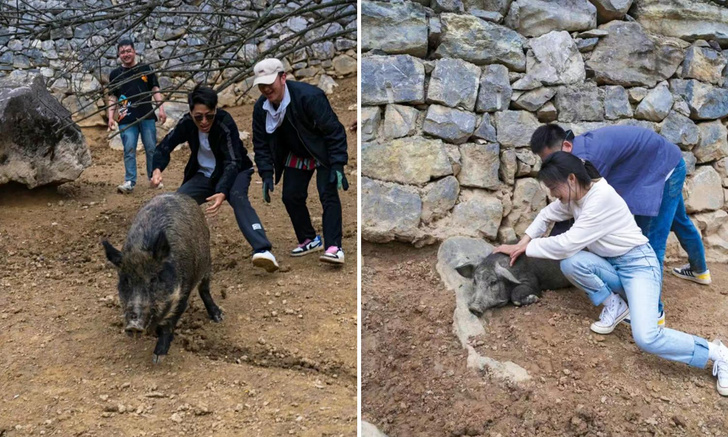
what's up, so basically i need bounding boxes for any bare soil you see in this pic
[362,242,728,437]
[0,77,357,437]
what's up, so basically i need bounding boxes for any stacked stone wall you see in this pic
[361,0,728,262]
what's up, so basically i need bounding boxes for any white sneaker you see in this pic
[590,294,630,335]
[671,263,712,285]
[252,250,279,273]
[117,181,134,194]
[712,339,728,396]
[319,246,344,265]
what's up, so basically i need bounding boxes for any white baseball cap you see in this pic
[253,58,285,86]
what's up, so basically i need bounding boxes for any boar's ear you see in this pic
[455,263,476,279]
[102,240,122,268]
[152,231,171,261]
[494,263,522,285]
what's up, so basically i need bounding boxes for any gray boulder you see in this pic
[684,166,724,213]
[361,55,426,105]
[694,121,728,164]
[554,82,604,122]
[505,0,596,37]
[0,75,91,188]
[361,1,428,57]
[512,87,556,111]
[602,85,632,120]
[362,177,423,243]
[588,0,633,23]
[632,0,728,46]
[683,151,697,175]
[659,111,699,150]
[495,110,540,148]
[537,101,558,122]
[506,178,548,237]
[463,0,512,15]
[361,107,381,143]
[361,137,453,185]
[526,31,585,85]
[472,113,497,142]
[427,58,482,111]
[586,21,685,87]
[669,79,728,121]
[634,82,673,122]
[421,176,460,223]
[436,13,526,71]
[515,149,542,177]
[458,142,500,189]
[500,149,518,184]
[476,64,512,112]
[443,189,504,240]
[383,104,419,139]
[423,105,477,144]
[682,44,727,85]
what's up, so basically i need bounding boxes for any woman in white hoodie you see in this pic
[496,151,728,396]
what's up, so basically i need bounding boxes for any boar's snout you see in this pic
[468,304,484,317]
[124,308,146,336]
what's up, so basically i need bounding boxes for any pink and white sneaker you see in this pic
[319,246,344,265]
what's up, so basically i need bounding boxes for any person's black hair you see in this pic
[188,83,218,111]
[530,124,568,155]
[117,38,134,50]
[539,151,601,191]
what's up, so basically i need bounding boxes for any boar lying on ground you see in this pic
[456,253,572,316]
[102,193,222,363]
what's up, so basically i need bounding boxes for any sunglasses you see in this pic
[193,112,216,122]
[564,129,575,142]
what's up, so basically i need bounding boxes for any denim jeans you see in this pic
[560,244,709,368]
[120,119,157,185]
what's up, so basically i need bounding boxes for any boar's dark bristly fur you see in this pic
[102,193,222,363]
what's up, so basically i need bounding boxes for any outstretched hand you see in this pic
[493,242,528,267]
[150,169,163,188]
[205,193,226,217]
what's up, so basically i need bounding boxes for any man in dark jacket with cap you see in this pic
[151,84,279,272]
[252,58,349,265]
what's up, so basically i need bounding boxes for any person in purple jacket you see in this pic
[530,124,712,326]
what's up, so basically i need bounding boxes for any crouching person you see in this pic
[151,84,279,272]
[495,152,728,397]
[252,58,349,265]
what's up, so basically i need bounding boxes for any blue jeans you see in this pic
[120,119,157,185]
[560,245,709,368]
[634,159,708,313]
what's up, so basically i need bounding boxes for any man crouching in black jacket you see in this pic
[252,58,349,265]
[150,84,280,272]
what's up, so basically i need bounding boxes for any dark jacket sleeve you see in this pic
[153,117,190,172]
[214,113,244,199]
[307,91,348,168]
[252,101,274,179]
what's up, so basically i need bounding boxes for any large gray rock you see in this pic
[62,94,106,128]
[472,113,497,142]
[602,85,632,120]
[443,190,503,240]
[476,64,512,113]
[435,13,526,71]
[427,58,482,111]
[362,177,423,243]
[682,44,727,85]
[588,0,633,23]
[505,0,596,37]
[463,0,512,15]
[537,101,558,122]
[586,21,686,87]
[383,104,419,139]
[0,75,91,188]
[694,121,728,164]
[500,149,518,184]
[361,1,428,57]
[632,0,728,46]
[515,149,541,177]
[683,151,697,175]
[526,31,585,85]
[684,165,724,213]
[361,55,426,105]
[669,79,728,121]
[421,176,460,223]
[506,178,548,237]
[659,111,699,149]
[423,105,477,144]
[361,106,381,143]
[361,421,389,437]
[458,142,500,189]
[361,137,453,185]
[433,0,465,13]
[512,87,556,111]
[495,110,540,148]
[714,157,728,179]
[634,82,673,122]
[554,82,604,122]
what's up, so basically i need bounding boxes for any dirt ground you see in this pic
[0,77,357,437]
[362,242,728,437]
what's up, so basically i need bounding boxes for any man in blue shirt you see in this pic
[531,125,712,323]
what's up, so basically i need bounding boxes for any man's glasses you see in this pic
[564,129,575,142]
[193,112,216,122]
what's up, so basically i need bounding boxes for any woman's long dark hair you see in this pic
[539,151,601,190]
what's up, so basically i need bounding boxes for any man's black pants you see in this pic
[282,166,342,249]
[178,169,272,252]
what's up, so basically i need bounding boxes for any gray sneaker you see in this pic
[117,181,134,194]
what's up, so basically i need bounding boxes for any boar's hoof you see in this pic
[152,354,166,364]
[512,301,521,306]
[522,295,540,305]
[210,308,224,323]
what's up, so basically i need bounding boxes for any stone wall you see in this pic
[0,0,357,129]
[361,0,728,263]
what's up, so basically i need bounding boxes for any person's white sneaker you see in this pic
[319,246,344,265]
[252,250,279,272]
[117,181,134,194]
[712,339,728,396]
[591,293,630,335]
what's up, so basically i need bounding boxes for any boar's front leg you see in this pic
[152,297,189,364]
[511,284,542,307]
[198,275,223,323]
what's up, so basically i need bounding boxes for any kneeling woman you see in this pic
[495,151,728,396]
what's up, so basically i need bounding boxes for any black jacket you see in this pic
[252,80,348,184]
[153,109,253,198]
